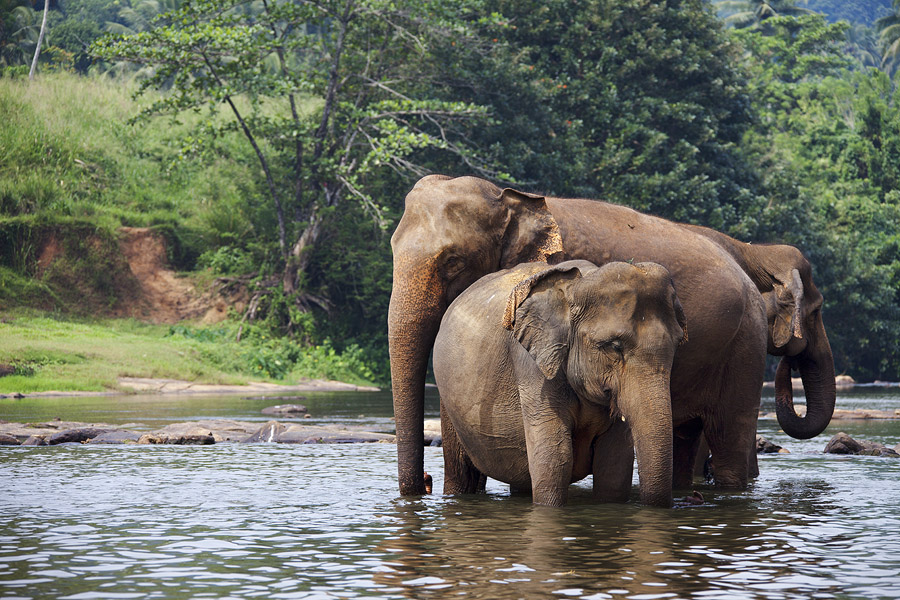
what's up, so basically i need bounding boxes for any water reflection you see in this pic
[2,389,900,599]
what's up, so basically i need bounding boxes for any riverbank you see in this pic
[2,376,378,399]
[0,312,381,396]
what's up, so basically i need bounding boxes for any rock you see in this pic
[166,434,215,445]
[244,421,287,443]
[152,420,257,443]
[87,430,143,444]
[756,435,783,454]
[859,446,900,457]
[48,427,111,445]
[824,432,864,454]
[22,435,47,446]
[0,364,15,377]
[824,432,898,456]
[275,424,395,444]
[261,404,308,417]
[424,419,442,447]
[0,433,20,445]
[835,375,856,388]
[136,433,215,445]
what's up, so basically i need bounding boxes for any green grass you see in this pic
[0,311,378,394]
[0,72,265,268]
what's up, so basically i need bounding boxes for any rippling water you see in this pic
[2,388,900,599]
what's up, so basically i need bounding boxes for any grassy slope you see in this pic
[0,74,377,392]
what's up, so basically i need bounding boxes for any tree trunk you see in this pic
[28,0,49,80]
[283,212,322,295]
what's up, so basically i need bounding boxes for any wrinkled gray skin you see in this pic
[389,175,831,497]
[433,260,687,507]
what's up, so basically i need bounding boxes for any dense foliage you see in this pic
[1,0,899,382]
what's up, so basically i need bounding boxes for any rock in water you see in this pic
[261,404,308,417]
[48,428,111,445]
[244,421,287,443]
[756,435,784,454]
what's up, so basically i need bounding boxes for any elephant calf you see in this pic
[433,260,687,507]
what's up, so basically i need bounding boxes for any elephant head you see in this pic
[504,261,687,507]
[388,175,563,495]
[756,245,835,440]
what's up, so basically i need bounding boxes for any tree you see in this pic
[93,0,505,327]
[876,0,900,77]
[478,0,759,233]
[713,0,813,29]
[0,0,37,67]
[734,14,900,379]
[27,0,48,78]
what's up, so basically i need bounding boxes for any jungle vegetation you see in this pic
[1,0,899,384]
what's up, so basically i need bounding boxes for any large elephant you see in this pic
[433,260,687,507]
[388,175,832,496]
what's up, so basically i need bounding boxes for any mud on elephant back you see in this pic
[388,175,836,497]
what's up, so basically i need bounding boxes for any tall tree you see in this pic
[27,0,47,78]
[479,0,759,233]
[876,0,900,77]
[93,0,505,321]
[713,0,813,29]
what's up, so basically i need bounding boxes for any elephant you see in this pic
[679,226,836,437]
[388,174,834,496]
[433,260,687,507]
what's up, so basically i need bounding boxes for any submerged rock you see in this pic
[261,404,309,417]
[756,435,787,454]
[824,432,899,457]
[87,430,143,444]
[137,433,215,445]
[48,428,111,445]
[276,424,394,444]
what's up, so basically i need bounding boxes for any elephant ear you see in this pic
[498,188,565,268]
[771,268,805,348]
[502,263,588,380]
[674,296,689,346]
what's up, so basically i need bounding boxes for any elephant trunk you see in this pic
[775,315,836,440]
[622,370,673,508]
[388,261,445,496]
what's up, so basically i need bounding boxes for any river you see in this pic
[1,387,899,599]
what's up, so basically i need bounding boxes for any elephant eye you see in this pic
[444,256,466,278]
[596,339,624,355]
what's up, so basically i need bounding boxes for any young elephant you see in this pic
[433,260,686,507]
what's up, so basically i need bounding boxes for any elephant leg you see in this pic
[440,402,485,494]
[693,434,710,480]
[591,419,634,503]
[748,439,759,479]
[702,402,759,489]
[673,418,703,490]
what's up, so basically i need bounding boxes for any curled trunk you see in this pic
[774,346,836,439]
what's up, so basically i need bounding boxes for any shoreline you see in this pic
[1,376,380,399]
